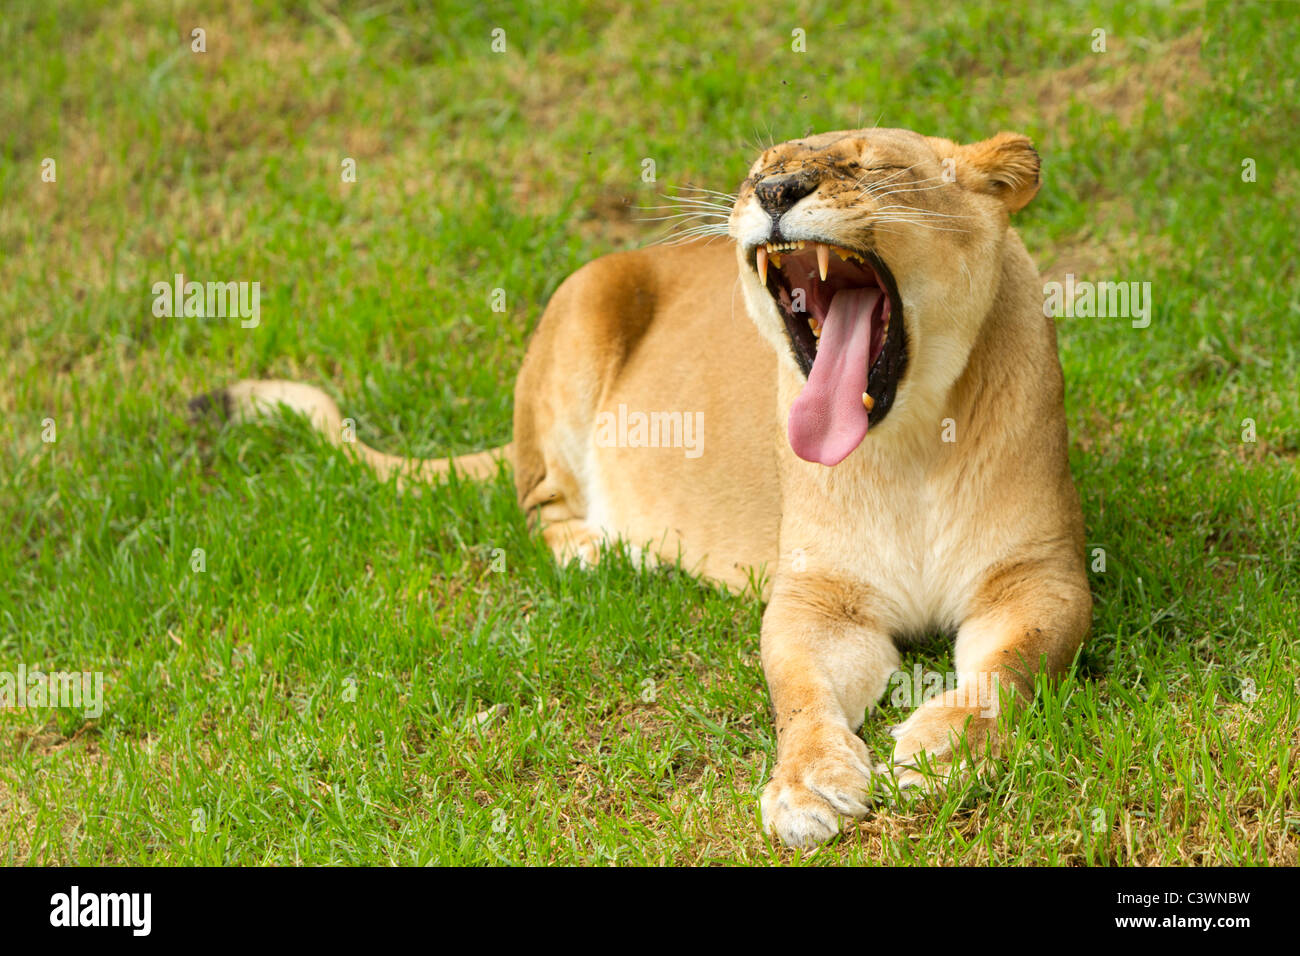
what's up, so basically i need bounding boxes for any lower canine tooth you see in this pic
[862,392,875,411]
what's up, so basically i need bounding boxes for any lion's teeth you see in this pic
[758,239,864,274]
[764,240,802,253]
[756,246,768,284]
[810,317,821,338]
[862,392,875,412]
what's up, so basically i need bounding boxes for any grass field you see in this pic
[1,0,1297,865]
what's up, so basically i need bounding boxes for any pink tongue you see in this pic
[787,287,881,466]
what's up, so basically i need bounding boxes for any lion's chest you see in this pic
[779,450,998,638]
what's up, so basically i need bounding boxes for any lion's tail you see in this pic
[190,379,511,485]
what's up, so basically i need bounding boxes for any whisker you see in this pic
[866,182,955,197]
[868,218,971,235]
[858,161,931,189]
[859,177,952,196]
[677,194,738,205]
[634,181,742,246]
[634,204,730,215]
[666,184,739,202]
[665,191,738,200]
[649,227,732,248]
[656,230,732,243]
[667,188,736,198]
[644,202,734,214]
[870,213,967,226]
[634,213,731,224]
[635,207,732,220]
[639,224,731,236]
[870,204,971,220]
[649,195,735,206]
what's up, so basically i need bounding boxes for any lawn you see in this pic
[1,0,1296,865]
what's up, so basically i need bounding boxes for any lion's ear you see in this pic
[954,132,1041,213]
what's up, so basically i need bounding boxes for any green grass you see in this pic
[1,0,1297,864]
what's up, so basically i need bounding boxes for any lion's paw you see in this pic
[760,725,876,848]
[883,693,999,790]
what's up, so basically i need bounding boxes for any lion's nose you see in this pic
[754,171,820,217]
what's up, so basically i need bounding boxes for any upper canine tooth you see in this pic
[816,243,830,281]
[756,246,768,284]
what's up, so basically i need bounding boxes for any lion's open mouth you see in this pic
[751,240,908,466]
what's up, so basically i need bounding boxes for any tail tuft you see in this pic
[187,389,232,423]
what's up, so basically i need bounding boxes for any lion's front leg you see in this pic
[888,566,1091,788]
[886,683,1002,790]
[758,577,899,848]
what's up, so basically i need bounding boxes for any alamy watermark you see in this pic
[1043,274,1151,328]
[49,886,150,936]
[1,663,103,718]
[888,665,1001,717]
[151,274,260,328]
[594,403,704,459]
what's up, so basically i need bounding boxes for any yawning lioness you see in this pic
[204,127,1092,848]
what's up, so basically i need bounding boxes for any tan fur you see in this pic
[214,127,1090,848]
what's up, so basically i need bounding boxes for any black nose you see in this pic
[754,171,819,217]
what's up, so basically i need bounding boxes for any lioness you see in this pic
[201,127,1091,848]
